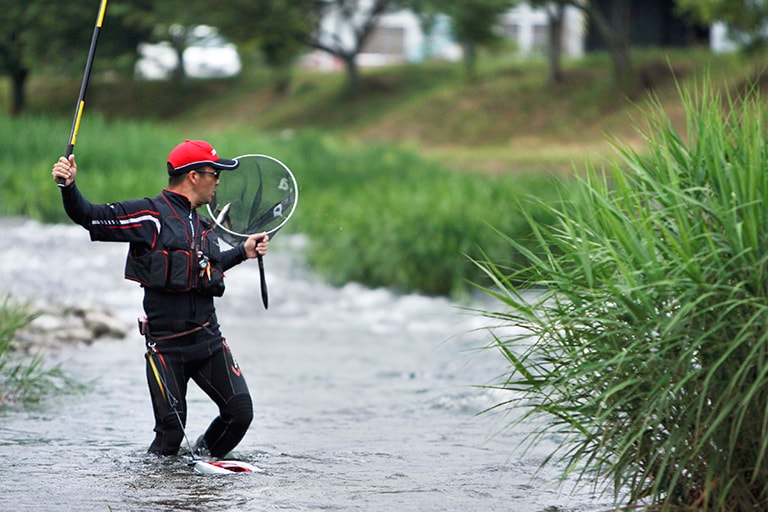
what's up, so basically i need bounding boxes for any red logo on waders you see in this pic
[222,339,242,377]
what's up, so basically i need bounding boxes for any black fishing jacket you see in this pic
[61,184,247,328]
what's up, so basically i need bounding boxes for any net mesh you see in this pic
[207,154,297,244]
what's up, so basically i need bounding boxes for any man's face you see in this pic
[193,165,221,206]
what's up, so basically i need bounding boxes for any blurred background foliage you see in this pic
[1,0,766,299]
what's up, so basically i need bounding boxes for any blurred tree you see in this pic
[530,1,631,90]
[677,0,768,53]
[408,0,518,79]
[304,0,400,97]
[446,0,519,79]
[529,0,569,85]
[130,0,208,82]
[1,3,37,116]
[411,0,635,91]
[0,0,155,116]
[206,0,317,93]
[570,0,635,93]
[201,0,515,93]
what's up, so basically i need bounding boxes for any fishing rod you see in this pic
[58,0,108,187]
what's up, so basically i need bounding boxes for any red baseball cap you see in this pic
[166,139,239,175]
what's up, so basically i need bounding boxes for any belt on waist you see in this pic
[152,321,211,341]
[139,316,214,341]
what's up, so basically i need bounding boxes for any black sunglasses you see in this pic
[195,169,221,179]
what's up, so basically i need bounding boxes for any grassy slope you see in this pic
[132,50,757,170]
[18,48,758,175]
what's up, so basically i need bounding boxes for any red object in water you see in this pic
[194,460,264,475]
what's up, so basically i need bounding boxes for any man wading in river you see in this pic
[52,140,269,459]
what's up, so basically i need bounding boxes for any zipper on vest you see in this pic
[188,211,196,244]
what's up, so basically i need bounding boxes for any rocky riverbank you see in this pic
[12,303,128,354]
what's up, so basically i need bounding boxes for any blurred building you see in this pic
[135,25,241,80]
[302,3,586,71]
[584,0,709,51]
[499,4,585,58]
[305,0,712,72]
[138,1,712,79]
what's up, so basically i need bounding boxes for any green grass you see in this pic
[0,115,176,220]
[281,132,563,296]
[475,77,768,509]
[0,295,84,406]
[1,47,763,297]
[0,115,561,298]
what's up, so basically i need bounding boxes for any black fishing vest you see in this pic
[124,194,225,297]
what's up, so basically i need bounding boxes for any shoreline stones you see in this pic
[13,304,129,353]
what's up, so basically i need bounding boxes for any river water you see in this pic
[0,218,612,511]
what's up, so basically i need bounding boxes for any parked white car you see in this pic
[135,41,178,80]
[135,25,242,80]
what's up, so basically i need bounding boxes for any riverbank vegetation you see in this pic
[0,296,82,407]
[477,79,768,509]
[0,49,756,298]
[1,116,561,297]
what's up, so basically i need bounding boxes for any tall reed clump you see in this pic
[476,78,768,510]
[0,295,82,406]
